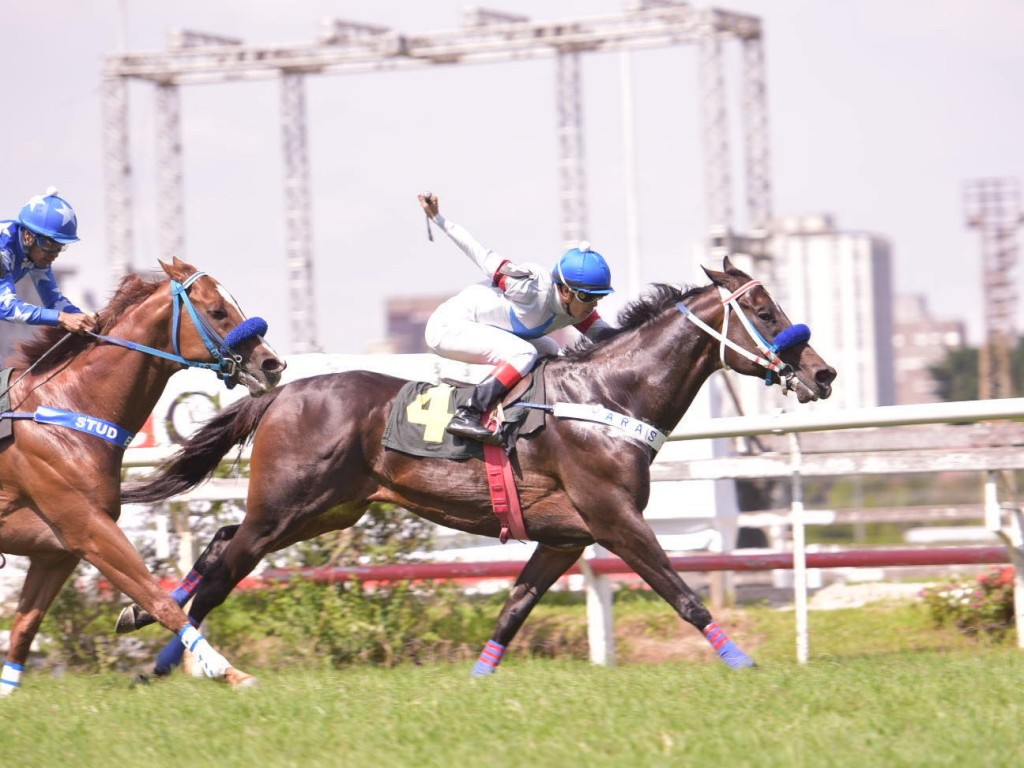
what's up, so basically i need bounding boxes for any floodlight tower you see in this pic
[964,177,1022,400]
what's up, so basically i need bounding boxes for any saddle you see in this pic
[381,361,549,461]
[381,363,552,543]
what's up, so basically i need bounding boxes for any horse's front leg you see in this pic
[473,544,585,677]
[61,506,256,688]
[1,554,78,696]
[590,507,755,669]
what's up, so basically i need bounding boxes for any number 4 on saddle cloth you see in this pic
[381,361,549,461]
[382,363,552,543]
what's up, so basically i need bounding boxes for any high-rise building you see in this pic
[892,295,966,404]
[769,214,895,410]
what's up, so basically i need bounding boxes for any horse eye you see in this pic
[757,310,773,322]
[209,308,229,321]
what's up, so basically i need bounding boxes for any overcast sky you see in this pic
[3,0,1022,354]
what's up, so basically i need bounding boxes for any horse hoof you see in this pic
[115,604,142,634]
[226,668,258,689]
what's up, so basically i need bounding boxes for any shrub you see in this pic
[210,577,498,668]
[37,565,168,672]
[919,566,1016,640]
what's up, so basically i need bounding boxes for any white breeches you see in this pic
[425,316,559,377]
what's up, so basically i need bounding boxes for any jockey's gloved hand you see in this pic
[58,311,97,335]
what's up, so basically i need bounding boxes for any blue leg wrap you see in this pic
[169,568,203,606]
[471,639,506,677]
[703,621,756,669]
[716,639,756,669]
[154,616,199,675]
[154,637,185,676]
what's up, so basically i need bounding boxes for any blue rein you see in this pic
[90,272,269,389]
[2,271,270,449]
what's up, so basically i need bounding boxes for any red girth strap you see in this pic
[482,442,528,543]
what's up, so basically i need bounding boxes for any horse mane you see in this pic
[9,274,165,373]
[561,282,707,361]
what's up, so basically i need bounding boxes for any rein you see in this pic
[0,270,270,450]
[676,280,811,395]
[88,271,268,389]
[0,333,74,403]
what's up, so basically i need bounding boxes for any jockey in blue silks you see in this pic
[0,187,96,355]
[419,191,616,445]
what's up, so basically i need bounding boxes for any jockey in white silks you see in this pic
[419,192,616,445]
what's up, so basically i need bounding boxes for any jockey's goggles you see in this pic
[569,288,603,304]
[34,234,67,255]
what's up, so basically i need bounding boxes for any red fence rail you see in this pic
[260,546,1009,584]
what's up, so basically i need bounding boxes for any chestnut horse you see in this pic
[0,258,285,695]
[120,258,836,676]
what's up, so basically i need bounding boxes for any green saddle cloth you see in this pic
[381,364,548,461]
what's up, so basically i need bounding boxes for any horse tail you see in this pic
[122,389,283,504]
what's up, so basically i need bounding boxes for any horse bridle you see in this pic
[676,280,810,395]
[90,271,269,389]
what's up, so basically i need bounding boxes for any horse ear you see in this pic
[159,257,193,283]
[702,264,727,287]
[723,255,735,272]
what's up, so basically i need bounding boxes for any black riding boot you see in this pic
[446,374,511,445]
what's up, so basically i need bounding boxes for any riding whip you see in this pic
[423,190,434,242]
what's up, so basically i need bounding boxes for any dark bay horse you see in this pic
[120,257,835,675]
[0,258,285,695]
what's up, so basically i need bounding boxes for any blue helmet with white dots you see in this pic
[18,187,80,243]
[552,241,614,294]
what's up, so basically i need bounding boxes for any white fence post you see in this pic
[581,545,615,666]
[788,433,809,664]
[983,471,1024,650]
[1010,510,1024,651]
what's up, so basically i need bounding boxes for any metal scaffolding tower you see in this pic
[964,177,1022,400]
[102,76,132,283]
[556,50,587,246]
[154,82,185,263]
[102,3,771,352]
[281,72,318,353]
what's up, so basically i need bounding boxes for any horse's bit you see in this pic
[677,280,811,395]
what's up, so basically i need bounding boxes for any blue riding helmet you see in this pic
[552,241,614,294]
[18,186,80,244]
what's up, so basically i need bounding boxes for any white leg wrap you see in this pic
[178,626,231,679]
[1,662,24,696]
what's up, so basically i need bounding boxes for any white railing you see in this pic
[649,397,1024,663]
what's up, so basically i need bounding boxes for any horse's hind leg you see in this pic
[116,524,240,635]
[148,500,371,677]
[472,544,584,677]
[68,509,255,688]
[1,555,77,696]
[147,524,268,677]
